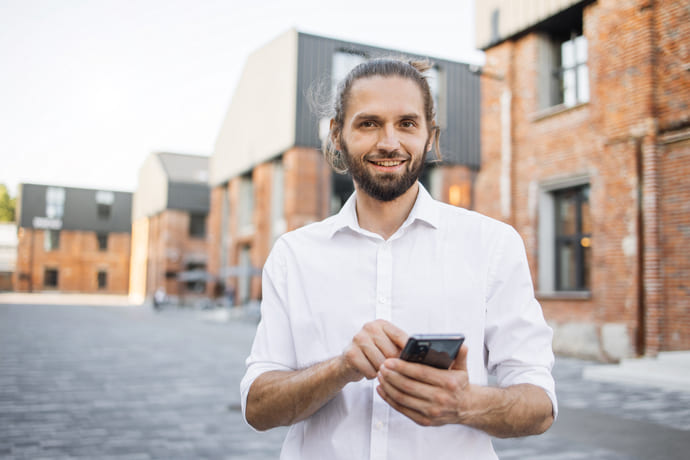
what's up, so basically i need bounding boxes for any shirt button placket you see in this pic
[370,241,393,460]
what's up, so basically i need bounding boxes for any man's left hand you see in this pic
[376,344,472,427]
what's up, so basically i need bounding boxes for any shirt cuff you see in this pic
[240,361,295,430]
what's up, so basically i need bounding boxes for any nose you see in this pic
[376,124,400,152]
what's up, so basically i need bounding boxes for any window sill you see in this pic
[531,102,589,122]
[537,290,591,300]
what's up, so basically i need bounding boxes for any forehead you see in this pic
[345,76,425,120]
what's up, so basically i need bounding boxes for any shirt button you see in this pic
[378,297,386,304]
[375,420,384,430]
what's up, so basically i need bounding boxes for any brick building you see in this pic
[474,0,689,359]
[208,30,480,305]
[0,223,18,291]
[129,152,210,305]
[14,184,132,294]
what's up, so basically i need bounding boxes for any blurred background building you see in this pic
[13,184,132,293]
[129,152,210,305]
[207,29,481,306]
[0,222,17,291]
[474,0,689,359]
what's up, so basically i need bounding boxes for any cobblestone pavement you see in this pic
[1,302,689,459]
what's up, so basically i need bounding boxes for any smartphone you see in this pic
[399,334,465,369]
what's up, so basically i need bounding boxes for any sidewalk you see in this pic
[0,292,136,307]
[583,351,690,393]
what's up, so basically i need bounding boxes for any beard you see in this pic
[341,140,428,202]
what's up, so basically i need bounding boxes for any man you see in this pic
[240,58,556,459]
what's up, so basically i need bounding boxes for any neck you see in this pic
[354,182,419,240]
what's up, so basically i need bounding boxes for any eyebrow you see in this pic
[352,113,422,122]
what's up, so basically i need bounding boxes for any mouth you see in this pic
[370,160,405,167]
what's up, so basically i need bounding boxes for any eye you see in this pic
[400,120,417,128]
[359,120,377,128]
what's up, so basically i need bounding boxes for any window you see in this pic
[332,51,366,97]
[559,34,589,107]
[96,190,114,219]
[45,187,65,219]
[426,66,446,128]
[538,178,591,294]
[321,51,367,142]
[330,173,354,215]
[270,161,286,242]
[44,268,58,288]
[554,185,591,291]
[97,270,107,289]
[238,245,252,305]
[189,213,206,239]
[97,233,108,251]
[537,6,589,110]
[185,263,206,292]
[238,175,254,234]
[44,230,60,251]
[539,32,589,109]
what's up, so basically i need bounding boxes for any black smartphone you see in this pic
[399,334,465,369]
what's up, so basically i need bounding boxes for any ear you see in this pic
[329,119,341,151]
[425,124,438,152]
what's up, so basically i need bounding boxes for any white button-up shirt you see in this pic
[241,184,557,460]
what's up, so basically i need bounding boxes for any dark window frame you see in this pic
[97,270,107,289]
[44,268,59,288]
[44,230,60,251]
[97,233,108,251]
[189,213,207,239]
[554,184,591,291]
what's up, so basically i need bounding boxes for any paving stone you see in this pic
[1,302,688,459]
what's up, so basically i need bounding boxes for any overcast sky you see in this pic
[0,0,484,196]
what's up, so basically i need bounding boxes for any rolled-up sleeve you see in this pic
[240,239,298,423]
[484,226,558,418]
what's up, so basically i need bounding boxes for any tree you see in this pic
[0,184,16,222]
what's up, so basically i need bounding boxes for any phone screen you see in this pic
[399,334,465,369]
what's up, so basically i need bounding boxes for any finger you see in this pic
[376,384,434,427]
[381,322,409,350]
[344,344,379,379]
[377,371,429,412]
[361,342,388,375]
[378,361,438,404]
[450,344,468,371]
[382,358,447,387]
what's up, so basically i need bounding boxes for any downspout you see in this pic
[640,0,662,356]
[635,139,645,355]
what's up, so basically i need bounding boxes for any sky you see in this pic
[0,0,484,197]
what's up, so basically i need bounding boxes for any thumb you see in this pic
[450,344,468,371]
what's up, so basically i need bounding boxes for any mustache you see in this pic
[364,151,410,162]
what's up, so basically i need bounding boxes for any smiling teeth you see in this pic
[374,161,402,166]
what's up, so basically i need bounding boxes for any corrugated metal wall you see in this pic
[18,184,132,233]
[295,33,481,169]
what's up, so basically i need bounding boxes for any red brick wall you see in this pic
[206,147,331,304]
[144,210,208,299]
[660,137,690,350]
[476,0,690,357]
[284,147,331,231]
[14,228,130,294]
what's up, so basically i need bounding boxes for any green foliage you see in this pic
[0,184,16,222]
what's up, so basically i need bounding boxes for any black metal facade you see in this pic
[167,182,210,214]
[294,32,481,169]
[18,184,132,233]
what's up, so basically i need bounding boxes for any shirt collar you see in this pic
[329,182,440,238]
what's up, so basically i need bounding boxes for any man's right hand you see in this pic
[341,319,409,381]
